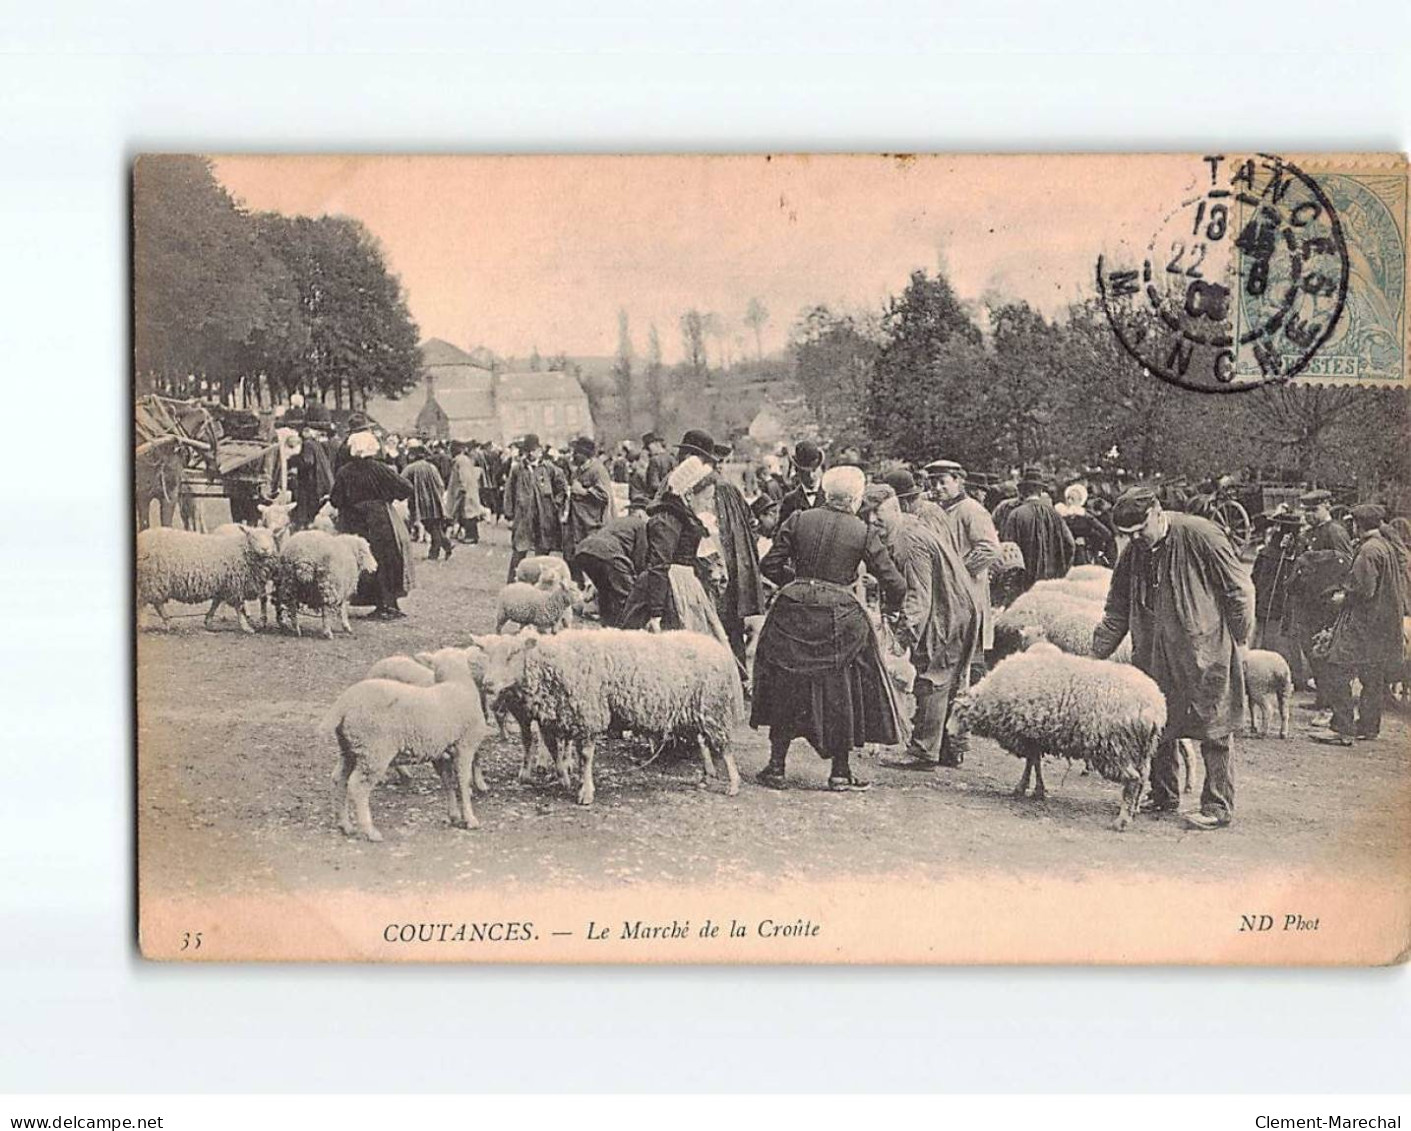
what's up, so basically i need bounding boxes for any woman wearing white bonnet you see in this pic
[328,428,416,619]
[751,463,908,791]
[619,436,731,648]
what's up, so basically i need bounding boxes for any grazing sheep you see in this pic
[950,640,1167,830]
[275,530,377,639]
[994,588,1130,663]
[1065,564,1113,584]
[255,501,296,546]
[1244,648,1293,739]
[514,555,572,589]
[320,650,489,842]
[480,627,745,806]
[495,579,579,634]
[137,525,279,633]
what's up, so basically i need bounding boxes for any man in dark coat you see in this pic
[1094,488,1255,830]
[711,440,766,674]
[563,436,614,582]
[1290,490,1354,714]
[1253,514,1305,684]
[999,468,1075,593]
[776,440,826,529]
[1316,504,1409,746]
[642,431,674,502]
[401,445,453,560]
[503,433,567,583]
[571,513,649,627]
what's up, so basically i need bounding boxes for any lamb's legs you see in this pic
[332,758,356,836]
[471,748,489,795]
[1032,758,1047,801]
[576,738,596,806]
[1113,759,1149,831]
[149,601,173,631]
[451,743,480,829]
[345,766,382,841]
[1013,757,1035,798]
[696,735,717,788]
[259,592,270,630]
[1278,687,1290,739]
[546,732,572,789]
[234,601,255,635]
[321,606,334,640]
[717,738,740,797]
[433,758,460,823]
[517,719,537,784]
[339,600,354,636]
[204,597,223,630]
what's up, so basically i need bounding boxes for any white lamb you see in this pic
[481,627,745,806]
[275,530,377,639]
[1244,648,1293,739]
[495,579,580,634]
[137,524,279,634]
[1065,564,1113,584]
[366,654,435,686]
[320,650,489,842]
[950,640,1167,830]
[514,554,573,589]
[994,587,1131,663]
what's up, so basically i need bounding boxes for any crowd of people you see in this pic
[261,401,1411,828]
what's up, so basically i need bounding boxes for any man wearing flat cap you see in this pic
[1093,488,1255,830]
[921,459,1002,662]
[777,440,826,529]
[1316,503,1408,747]
[562,436,614,581]
[998,466,1075,596]
[1288,490,1354,714]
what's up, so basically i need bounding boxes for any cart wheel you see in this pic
[1213,499,1252,551]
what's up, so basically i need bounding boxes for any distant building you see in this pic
[365,338,594,447]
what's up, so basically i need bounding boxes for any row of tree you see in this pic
[134,156,422,411]
[791,269,1408,493]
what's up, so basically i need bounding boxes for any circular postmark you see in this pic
[1097,154,1349,392]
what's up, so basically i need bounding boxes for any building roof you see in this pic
[421,337,488,370]
[497,370,588,402]
[435,387,497,421]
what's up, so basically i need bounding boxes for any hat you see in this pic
[520,433,541,452]
[712,441,735,460]
[793,440,824,470]
[925,459,966,478]
[860,483,896,516]
[1018,465,1046,488]
[1271,513,1303,530]
[967,471,995,488]
[1351,502,1386,525]
[642,431,664,447]
[882,468,921,500]
[677,429,717,461]
[1299,489,1332,506]
[570,436,597,457]
[345,411,369,432]
[1111,486,1160,532]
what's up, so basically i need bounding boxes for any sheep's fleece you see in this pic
[137,525,277,614]
[994,587,1131,663]
[953,642,1166,784]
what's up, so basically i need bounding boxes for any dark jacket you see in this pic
[574,513,650,573]
[1093,514,1255,741]
[620,493,707,625]
[777,481,825,530]
[761,505,905,598]
[564,456,614,556]
[714,479,765,620]
[1327,530,1407,667]
[504,457,567,553]
[999,496,1076,590]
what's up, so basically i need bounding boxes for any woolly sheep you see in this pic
[366,655,435,686]
[1065,564,1113,584]
[275,530,377,639]
[137,525,279,634]
[950,640,1167,830]
[480,627,745,806]
[514,555,573,589]
[255,501,295,546]
[495,579,579,634]
[994,587,1131,663]
[320,650,489,842]
[1244,648,1292,739]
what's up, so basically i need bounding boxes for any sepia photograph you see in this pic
[133,152,1411,964]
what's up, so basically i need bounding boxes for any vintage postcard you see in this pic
[134,153,1410,964]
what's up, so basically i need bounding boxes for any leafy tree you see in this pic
[680,309,708,375]
[789,305,878,444]
[986,301,1066,468]
[612,308,635,433]
[645,322,667,430]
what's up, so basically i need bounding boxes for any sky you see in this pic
[212,154,1200,365]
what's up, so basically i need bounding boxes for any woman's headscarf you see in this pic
[348,431,381,459]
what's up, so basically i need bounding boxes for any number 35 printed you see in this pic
[180,931,203,951]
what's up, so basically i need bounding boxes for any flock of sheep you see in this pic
[137,516,1294,842]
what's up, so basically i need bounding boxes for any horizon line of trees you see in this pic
[134,155,422,412]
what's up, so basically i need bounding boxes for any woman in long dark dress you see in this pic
[619,455,731,646]
[751,465,908,792]
[329,431,415,619]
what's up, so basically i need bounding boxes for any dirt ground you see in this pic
[137,520,1411,897]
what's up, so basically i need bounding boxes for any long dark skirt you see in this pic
[340,499,412,608]
[749,579,900,756]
